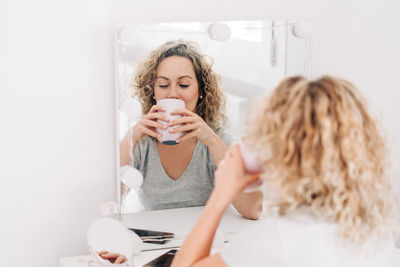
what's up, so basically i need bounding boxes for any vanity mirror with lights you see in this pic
[58,19,313,267]
[114,19,311,214]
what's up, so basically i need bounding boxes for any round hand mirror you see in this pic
[87,217,142,266]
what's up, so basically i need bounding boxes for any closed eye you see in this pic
[159,84,168,88]
[180,84,189,88]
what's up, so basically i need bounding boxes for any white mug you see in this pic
[156,99,186,145]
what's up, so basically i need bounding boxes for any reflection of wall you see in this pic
[225,92,248,138]
[286,28,308,76]
[116,21,288,109]
[209,31,286,92]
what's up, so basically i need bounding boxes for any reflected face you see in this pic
[154,56,199,112]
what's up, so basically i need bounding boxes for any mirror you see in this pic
[87,217,142,266]
[115,19,311,213]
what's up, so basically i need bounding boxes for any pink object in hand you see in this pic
[238,141,263,193]
[238,141,262,174]
[156,99,186,145]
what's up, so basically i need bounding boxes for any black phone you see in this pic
[143,249,177,267]
[128,228,174,244]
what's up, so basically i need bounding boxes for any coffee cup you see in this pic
[156,99,185,145]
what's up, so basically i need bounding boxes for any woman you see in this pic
[120,40,262,219]
[172,76,399,266]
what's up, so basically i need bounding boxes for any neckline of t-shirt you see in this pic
[154,139,201,183]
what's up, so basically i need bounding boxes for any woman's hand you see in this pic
[131,105,169,143]
[169,109,216,145]
[212,143,260,208]
[98,251,127,264]
[171,143,260,267]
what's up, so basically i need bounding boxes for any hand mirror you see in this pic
[87,217,142,266]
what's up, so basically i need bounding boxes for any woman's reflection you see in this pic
[120,40,262,219]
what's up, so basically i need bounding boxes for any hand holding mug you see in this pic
[131,105,169,143]
[214,143,260,206]
[168,108,216,145]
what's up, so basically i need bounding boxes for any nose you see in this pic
[168,84,179,99]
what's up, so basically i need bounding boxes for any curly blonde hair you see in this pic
[130,40,227,131]
[246,76,397,244]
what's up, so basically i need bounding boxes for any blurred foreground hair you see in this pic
[246,76,397,245]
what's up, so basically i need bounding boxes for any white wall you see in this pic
[0,1,115,266]
[0,0,399,267]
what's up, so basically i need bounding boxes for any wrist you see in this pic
[131,131,140,144]
[132,137,138,145]
[204,130,220,147]
[206,188,231,212]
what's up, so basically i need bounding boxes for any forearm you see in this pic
[232,191,263,220]
[119,135,138,167]
[171,190,228,267]
[206,132,228,166]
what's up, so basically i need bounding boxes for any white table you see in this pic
[59,205,256,267]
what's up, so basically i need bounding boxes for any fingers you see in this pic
[99,252,127,264]
[135,113,169,140]
[98,250,127,264]
[168,116,197,126]
[221,147,235,162]
[141,118,166,130]
[218,150,234,170]
[230,143,241,158]
[99,252,116,258]
[170,123,199,133]
[99,252,118,263]
[146,105,169,123]
[115,254,127,264]
[149,105,165,113]
[241,174,262,191]
[144,112,169,122]
[228,143,245,166]
[140,125,161,139]
[170,108,195,116]
[98,251,108,256]
[245,173,261,182]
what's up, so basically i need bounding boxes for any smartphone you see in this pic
[143,249,177,267]
[128,228,174,244]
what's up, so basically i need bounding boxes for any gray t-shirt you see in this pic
[133,131,234,210]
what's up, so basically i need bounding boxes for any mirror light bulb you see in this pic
[290,21,311,39]
[208,23,231,41]
[120,166,143,190]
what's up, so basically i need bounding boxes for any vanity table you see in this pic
[59,205,256,267]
